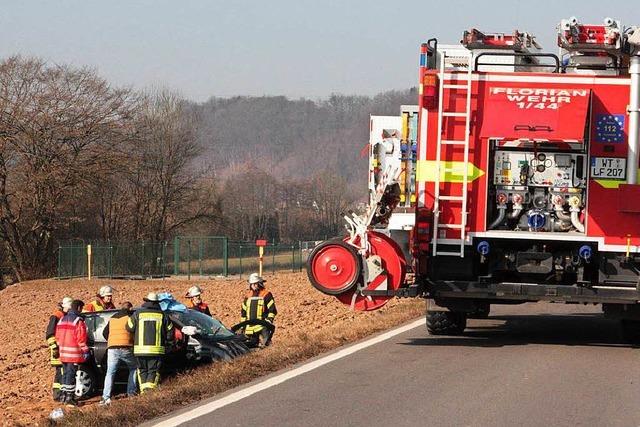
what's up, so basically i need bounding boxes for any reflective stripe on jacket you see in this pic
[241,289,277,335]
[46,309,64,366]
[126,302,174,356]
[55,311,89,363]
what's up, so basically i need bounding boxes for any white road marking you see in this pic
[150,318,424,426]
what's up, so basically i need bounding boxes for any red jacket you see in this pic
[187,300,211,316]
[55,311,89,363]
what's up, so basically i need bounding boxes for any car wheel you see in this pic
[75,365,97,399]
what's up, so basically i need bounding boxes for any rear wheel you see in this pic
[426,311,467,335]
[75,365,97,399]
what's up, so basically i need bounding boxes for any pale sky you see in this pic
[0,0,638,102]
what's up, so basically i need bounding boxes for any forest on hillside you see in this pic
[0,55,415,280]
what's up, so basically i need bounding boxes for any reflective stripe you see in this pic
[133,344,165,355]
[266,299,275,309]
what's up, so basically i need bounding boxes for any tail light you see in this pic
[412,207,433,276]
[421,73,438,109]
[413,208,433,252]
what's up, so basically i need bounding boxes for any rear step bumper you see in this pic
[427,280,640,304]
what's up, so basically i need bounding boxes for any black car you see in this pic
[76,309,250,398]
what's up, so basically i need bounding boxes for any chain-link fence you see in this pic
[57,237,320,279]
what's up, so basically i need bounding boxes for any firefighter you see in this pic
[184,285,211,316]
[55,299,89,406]
[241,273,277,348]
[126,292,174,394]
[83,285,116,312]
[45,296,73,401]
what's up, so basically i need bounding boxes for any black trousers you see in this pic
[136,356,163,393]
[52,365,64,400]
[61,363,78,395]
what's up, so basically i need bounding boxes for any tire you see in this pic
[75,365,98,400]
[426,311,467,335]
[620,319,640,344]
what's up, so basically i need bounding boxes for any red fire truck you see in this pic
[307,17,640,339]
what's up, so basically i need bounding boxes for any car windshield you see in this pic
[171,309,235,339]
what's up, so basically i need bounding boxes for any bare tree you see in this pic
[0,56,137,279]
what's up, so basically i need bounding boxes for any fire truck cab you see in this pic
[307,17,640,341]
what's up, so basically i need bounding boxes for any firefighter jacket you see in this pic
[187,300,211,316]
[83,297,115,312]
[241,288,277,335]
[55,310,89,364]
[103,310,134,348]
[45,309,64,366]
[126,301,174,356]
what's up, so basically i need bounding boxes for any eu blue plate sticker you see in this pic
[595,114,625,143]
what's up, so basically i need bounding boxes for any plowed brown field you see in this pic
[0,272,422,426]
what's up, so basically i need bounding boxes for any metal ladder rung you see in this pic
[438,195,464,201]
[438,224,463,229]
[435,251,463,257]
[441,140,467,145]
[442,112,468,117]
[442,84,469,89]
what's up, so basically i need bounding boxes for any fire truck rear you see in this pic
[307,17,640,340]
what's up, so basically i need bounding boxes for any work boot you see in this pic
[99,397,111,406]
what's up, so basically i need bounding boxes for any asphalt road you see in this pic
[155,302,640,427]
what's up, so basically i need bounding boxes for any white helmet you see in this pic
[61,297,73,311]
[185,285,202,298]
[248,273,265,286]
[98,285,114,297]
[143,292,159,302]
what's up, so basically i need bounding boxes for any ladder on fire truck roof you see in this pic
[432,51,473,257]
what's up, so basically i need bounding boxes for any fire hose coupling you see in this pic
[512,193,524,208]
[476,240,490,255]
[568,195,581,212]
[496,192,508,206]
[552,194,565,206]
[578,245,592,261]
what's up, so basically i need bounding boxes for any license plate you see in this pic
[590,157,626,179]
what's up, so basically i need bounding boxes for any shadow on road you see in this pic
[402,314,633,348]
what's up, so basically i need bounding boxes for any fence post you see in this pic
[198,238,203,277]
[109,243,113,278]
[187,239,191,280]
[291,245,295,272]
[162,242,167,279]
[87,244,92,280]
[239,244,243,277]
[57,245,62,278]
[222,237,228,277]
[173,236,179,276]
[272,245,276,274]
[141,242,145,277]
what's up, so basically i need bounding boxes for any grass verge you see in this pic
[49,300,424,427]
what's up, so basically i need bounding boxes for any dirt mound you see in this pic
[0,272,417,425]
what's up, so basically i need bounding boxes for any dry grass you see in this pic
[51,300,424,427]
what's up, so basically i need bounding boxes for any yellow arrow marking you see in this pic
[416,160,485,183]
[593,170,640,189]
